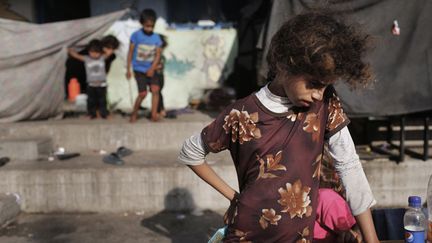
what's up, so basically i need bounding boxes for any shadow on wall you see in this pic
[141,187,224,243]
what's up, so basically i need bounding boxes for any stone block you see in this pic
[0,137,52,160]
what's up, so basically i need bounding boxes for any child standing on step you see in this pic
[101,35,120,74]
[178,12,379,242]
[155,34,167,118]
[126,8,162,122]
[65,35,119,96]
[68,39,111,119]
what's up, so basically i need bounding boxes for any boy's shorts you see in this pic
[134,71,161,93]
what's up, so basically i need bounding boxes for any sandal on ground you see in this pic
[0,157,10,167]
[56,153,80,160]
[116,147,133,158]
[103,153,124,165]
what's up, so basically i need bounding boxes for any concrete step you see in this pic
[0,150,237,213]
[0,212,224,243]
[0,137,52,160]
[0,112,213,152]
[362,158,432,208]
[0,149,430,213]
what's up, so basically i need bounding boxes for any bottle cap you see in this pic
[408,196,422,207]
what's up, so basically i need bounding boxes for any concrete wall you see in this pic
[363,159,432,208]
[0,121,208,152]
[0,155,238,213]
[1,156,431,213]
[90,0,167,19]
[5,0,167,23]
[9,0,35,22]
[1,120,431,213]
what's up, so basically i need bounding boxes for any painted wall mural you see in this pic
[104,19,238,111]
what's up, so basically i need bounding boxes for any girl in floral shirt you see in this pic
[179,12,379,243]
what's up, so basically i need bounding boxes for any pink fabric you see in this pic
[314,188,356,242]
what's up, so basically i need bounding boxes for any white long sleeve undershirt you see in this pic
[178,85,376,216]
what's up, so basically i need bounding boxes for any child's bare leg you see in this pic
[150,84,160,121]
[130,92,147,123]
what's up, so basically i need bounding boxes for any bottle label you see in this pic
[405,229,425,243]
[208,226,226,243]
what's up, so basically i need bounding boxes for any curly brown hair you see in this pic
[266,12,372,88]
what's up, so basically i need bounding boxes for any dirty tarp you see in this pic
[0,10,127,123]
[259,0,432,117]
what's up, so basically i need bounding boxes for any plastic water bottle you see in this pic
[427,175,432,243]
[404,196,426,243]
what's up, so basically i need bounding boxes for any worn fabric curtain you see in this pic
[0,10,127,122]
[259,0,432,117]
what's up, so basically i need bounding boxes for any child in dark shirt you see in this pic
[101,35,120,73]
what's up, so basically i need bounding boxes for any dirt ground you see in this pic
[0,210,224,243]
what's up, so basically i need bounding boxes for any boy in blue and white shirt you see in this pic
[126,8,162,122]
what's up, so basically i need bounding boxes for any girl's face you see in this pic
[103,47,114,57]
[275,71,331,108]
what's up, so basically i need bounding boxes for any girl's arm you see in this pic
[68,48,85,62]
[126,43,135,80]
[355,209,379,243]
[188,163,237,201]
[328,127,378,242]
[178,133,237,201]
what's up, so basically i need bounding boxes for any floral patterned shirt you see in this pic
[201,86,349,242]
